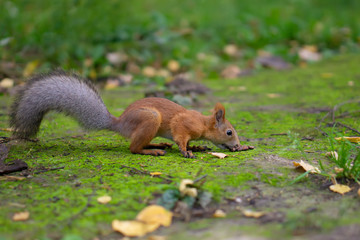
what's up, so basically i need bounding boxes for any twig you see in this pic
[0,144,28,175]
[270,133,288,136]
[120,164,173,183]
[333,122,360,135]
[34,166,65,174]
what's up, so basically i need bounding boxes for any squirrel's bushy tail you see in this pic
[10,70,113,138]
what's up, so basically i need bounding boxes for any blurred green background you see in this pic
[1,0,360,78]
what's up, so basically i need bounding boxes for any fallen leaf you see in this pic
[0,176,26,181]
[156,69,171,78]
[148,235,167,240]
[321,72,334,78]
[358,188,360,197]
[223,44,239,57]
[208,152,227,159]
[325,151,339,160]
[267,93,281,98]
[136,205,173,227]
[105,79,120,90]
[112,220,152,237]
[242,209,265,218]
[329,184,352,195]
[348,81,354,86]
[298,45,322,62]
[23,60,40,77]
[179,179,197,197]
[0,78,14,88]
[167,60,180,72]
[12,211,30,221]
[97,195,111,204]
[293,160,320,174]
[213,209,226,218]
[150,172,162,176]
[334,167,344,174]
[335,137,360,143]
[143,66,157,77]
[221,65,241,79]
[106,52,128,65]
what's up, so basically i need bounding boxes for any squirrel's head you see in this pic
[206,103,242,151]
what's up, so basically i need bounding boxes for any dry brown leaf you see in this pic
[179,179,197,197]
[298,45,322,62]
[0,78,14,89]
[242,209,265,218]
[112,220,152,237]
[208,152,227,159]
[0,176,26,181]
[223,44,239,57]
[148,235,167,240]
[104,79,120,90]
[143,66,157,77]
[97,195,112,204]
[358,188,360,197]
[12,211,30,221]
[213,209,226,218]
[267,93,281,98]
[335,137,360,143]
[334,167,344,174]
[293,160,320,174]
[136,205,172,227]
[167,60,180,72]
[329,184,352,195]
[150,172,162,176]
[221,65,241,79]
[348,81,354,87]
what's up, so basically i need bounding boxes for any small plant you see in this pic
[327,134,360,183]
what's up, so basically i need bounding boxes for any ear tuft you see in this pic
[214,103,225,125]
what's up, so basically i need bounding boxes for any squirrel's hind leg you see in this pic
[128,109,166,156]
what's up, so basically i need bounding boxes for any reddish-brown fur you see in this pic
[111,97,248,158]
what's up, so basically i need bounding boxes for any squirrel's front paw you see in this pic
[181,150,195,158]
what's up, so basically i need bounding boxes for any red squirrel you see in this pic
[10,70,253,158]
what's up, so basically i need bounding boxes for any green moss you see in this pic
[1,54,360,239]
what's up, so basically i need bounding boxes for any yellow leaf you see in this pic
[97,195,111,204]
[329,184,352,195]
[112,220,151,237]
[213,209,226,218]
[150,172,162,176]
[23,60,40,77]
[136,205,172,227]
[335,137,360,143]
[167,60,180,72]
[242,209,265,218]
[358,188,360,197]
[208,152,227,159]
[179,179,198,197]
[223,44,239,57]
[143,66,157,77]
[267,93,281,98]
[293,160,320,174]
[12,211,30,221]
[321,72,334,78]
[0,78,14,88]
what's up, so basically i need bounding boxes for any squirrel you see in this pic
[10,70,253,158]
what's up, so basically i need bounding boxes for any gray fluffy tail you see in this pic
[10,70,113,138]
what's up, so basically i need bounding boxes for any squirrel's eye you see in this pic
[226,130,233,136]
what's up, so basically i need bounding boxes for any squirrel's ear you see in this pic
[213,103,225,126]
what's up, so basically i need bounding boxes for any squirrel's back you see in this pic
[10,70,113,138]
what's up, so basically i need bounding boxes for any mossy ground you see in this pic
[1,54,360,240]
